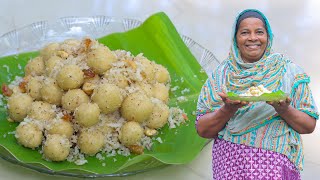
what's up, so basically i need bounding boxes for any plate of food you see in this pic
[0,12,219,177]
[227,85,288,102]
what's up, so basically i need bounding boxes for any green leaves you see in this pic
[227,90,288,102]
[0,12,208,174]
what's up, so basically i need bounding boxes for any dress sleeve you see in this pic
[196,79,212,116]
[290,73,319,120]
[195,77,222,130]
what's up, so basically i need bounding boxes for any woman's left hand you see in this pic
[266,97,291,113]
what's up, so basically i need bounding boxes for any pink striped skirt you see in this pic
[212,138,301,180]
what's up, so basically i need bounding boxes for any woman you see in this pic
[196,9,318,179]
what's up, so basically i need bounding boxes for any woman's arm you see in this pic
[268,98,316,134]
[196,92,248,138]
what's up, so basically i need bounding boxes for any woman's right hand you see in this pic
[196,92,248,138]
[217,92,249,113]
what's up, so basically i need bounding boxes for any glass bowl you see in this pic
[0,15,219,178]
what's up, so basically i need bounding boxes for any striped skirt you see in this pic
[212,138,301,180]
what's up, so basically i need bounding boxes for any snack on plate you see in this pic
[1,38,189,164]
[240,85,271,97]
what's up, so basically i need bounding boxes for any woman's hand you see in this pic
[266,97,291,113]
[196,92,249,138]
[217,92,249,113]
[267,97,316,134]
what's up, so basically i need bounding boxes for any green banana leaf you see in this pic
[227,90,288,102]
[0,12,209,175]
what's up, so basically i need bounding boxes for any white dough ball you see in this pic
[26,77,43,100]
[40,43,60,61]
[45,56,63,76]
[10,86,23,94]
[60,39,81,54]
[136,82,152,97]
[28,101,55,121]
[91,83,122,114]
[152,83,169,103]
[87,46,117,75]
[25,56,45,76]
[57,65,84,90]
[46,119,74,138]
[137,57,155,82]
[61,89,89,112]
[103,71,129,88]
[61,39,81,47]
[120,92,153,123]
[146,101,170,129]
[119,121,143,146]
[75,103,100,127]
[8,93,33,122]
[95,123,112,135]
[78,130,104,156]
[15,122,43,149]
[40,78,63,105]
[155,64,170,83]
[43,134,71,161]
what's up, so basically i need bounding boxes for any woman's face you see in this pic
[236,17,268,63]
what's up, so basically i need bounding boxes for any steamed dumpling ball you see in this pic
[26,77,43,100]
[121,92,153,123]
[46,119,74,138]
[152,83,169,103]
[40,42,59,61]
[43,134,71,161]
[146,101,170,129]
[75,103,100,127]
[28,101,55,121]
[136,82,152,97]
[40,78,63,105]
[60,39,81,55]
[95,122,112,135]
[45,56,63,76]
[87,46,117,75]
[15,122,43,149]
[137,57,155,82]
[61,39,81,47]
[115,74,129,89]
[61,89,89,112]
[119,121,143,146]
[10,86,23,94]
[7,93,33,122]
[155,64,170,83]
[57,65,84,90]
[103,71,129,88]
[91,83,122,114]
[78,129,104,155]
[25,56,45,76]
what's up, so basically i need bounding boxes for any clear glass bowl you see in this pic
[0,16,219,177]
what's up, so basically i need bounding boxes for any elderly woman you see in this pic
[196,9,318,179]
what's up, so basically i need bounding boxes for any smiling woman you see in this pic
[235,12,268,63]
[196,9,319,179]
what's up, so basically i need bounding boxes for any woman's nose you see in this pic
[248,33,258,41]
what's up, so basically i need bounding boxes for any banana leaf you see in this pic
[227,90,288,102]
[0,12,209,175]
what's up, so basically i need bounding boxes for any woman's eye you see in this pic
[241,32,248,35]
[257,31,264,35]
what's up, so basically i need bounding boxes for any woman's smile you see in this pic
[245,44,261,50]
[236,17,268,63]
